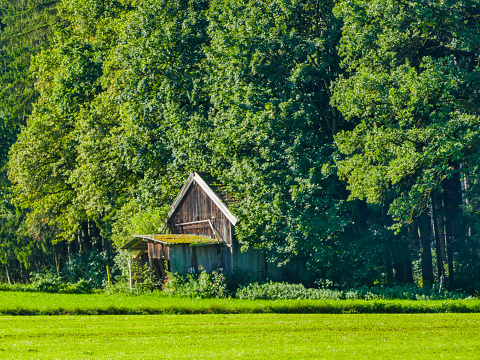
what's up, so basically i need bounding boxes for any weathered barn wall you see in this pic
[231,236,308,282]
[147,242,170,260]
[231,236,266,278]
[147,243,170,279]
[168,181,232,246]
[169,244,222,275]
[168,180,233,274]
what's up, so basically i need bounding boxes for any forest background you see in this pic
[1,0,480,293]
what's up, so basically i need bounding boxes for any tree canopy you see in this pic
[3,0,480,291]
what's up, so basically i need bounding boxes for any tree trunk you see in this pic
[392,229,414,283]
[67,240,73,262]
[77,228,82,254]
[416,211,434,285]
[77,222,92,254]
[443,166,463,288]
[89,220,102,250]
[432,193,446,279]
[385,250,394,281]
[5,265,12,285]
[433,191,447,262]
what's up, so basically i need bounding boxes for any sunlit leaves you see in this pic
[333,0,480,223]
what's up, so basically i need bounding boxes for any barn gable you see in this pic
[166,172,236,249]
[167,172,237,226]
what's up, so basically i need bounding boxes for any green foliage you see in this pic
[7,0,204,244]
[4,0,480,292]
[0,0,61,131]
[60,250,116,288]
[111,200,169,247]
[202,0,385,281]
[236,281,343,300]
[0,272,94,294]
[332,0,480,223]
[236,281,472,301]
[163,268,228,298]
[107,248,161,293]
[131,263,162,293]
[0,0,62,283]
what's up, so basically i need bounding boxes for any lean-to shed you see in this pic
[123,172,306,282]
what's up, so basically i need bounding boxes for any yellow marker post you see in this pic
[106,265,111,286]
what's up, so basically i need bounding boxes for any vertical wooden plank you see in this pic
[128,258,133,290]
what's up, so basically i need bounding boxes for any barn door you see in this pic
[147,243,171,281]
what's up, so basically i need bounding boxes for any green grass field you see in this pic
[1,292,479,359]
[1,291,480,315]
[0,313,479,359]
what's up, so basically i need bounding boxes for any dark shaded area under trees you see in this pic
[1,0,480,293]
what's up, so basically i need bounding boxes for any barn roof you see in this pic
[121,237,148,250]
[130,234,218,247]
[167,172,238,225]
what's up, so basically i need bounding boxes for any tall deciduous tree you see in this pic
[202,0,391,285]
[332,0,480,287]
[0,0,61,281]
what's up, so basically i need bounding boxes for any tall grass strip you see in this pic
[0,292,480,315]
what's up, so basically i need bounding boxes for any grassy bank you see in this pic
[1,291,480,315]
[1,313,479,359]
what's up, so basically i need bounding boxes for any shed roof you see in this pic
[129,234,219,247]
[121,238,148,250]
[167,172,238,225]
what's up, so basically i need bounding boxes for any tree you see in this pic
[0,0,61,281]
[332,0,480,287]
[8,0,211,248]
[201,0,391,285]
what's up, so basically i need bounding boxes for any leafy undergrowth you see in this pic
[235,281,473,300]
[0,274,94,294]
[0,292,480,315]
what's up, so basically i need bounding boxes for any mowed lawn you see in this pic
[0,313,479,359]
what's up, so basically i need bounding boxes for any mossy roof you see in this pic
[130,234,219,247]
[120,238,148,250]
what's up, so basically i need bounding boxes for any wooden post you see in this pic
[106,265,111,286]
[128,258,133,290]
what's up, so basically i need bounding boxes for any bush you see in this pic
[0,272,94,294]
[236,281,343,300]
[235,281,474,301]
[30,272,61,293]
[163,268,228,298]
[104,256,162,295]
[60,279,94,294]
[61,249,116,289]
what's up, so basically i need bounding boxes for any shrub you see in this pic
[104,259,162,295]
[30,272,61,293]
[236,281,343,300]
[61,249,116,289]
[59,279,94,294]
[235,281,474,301]
[131,262,162,293]
[163,268,228,298]
[0,272,94,294]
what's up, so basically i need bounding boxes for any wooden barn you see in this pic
[123,172,306,283]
